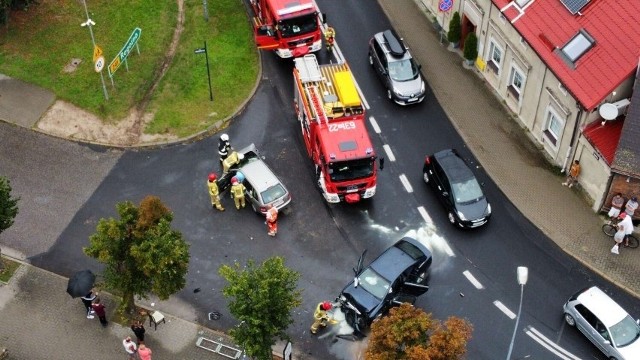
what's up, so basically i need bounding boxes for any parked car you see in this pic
[337,237,431,333]
[218,144,291,215]
[563,286,640,359]
[368,29,426,105]
[422,149,491,228]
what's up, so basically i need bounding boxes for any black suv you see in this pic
[368,29,426,105]
[337,237,431,333]
[423,149,491,228]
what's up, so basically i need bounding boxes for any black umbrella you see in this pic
[67,269,96,298]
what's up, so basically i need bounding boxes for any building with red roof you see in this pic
[421,0,640,211]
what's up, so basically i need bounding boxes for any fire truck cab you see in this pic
[249,0,323,58]
[293,55,381,203]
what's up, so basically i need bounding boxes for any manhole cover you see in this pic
[63,58,82,73]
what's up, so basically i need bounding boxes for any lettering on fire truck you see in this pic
[328,121,356,132]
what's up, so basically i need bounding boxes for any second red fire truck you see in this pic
[293,55,381,203]
[248,0,323,58]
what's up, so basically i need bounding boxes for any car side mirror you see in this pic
[418,64,422,70]
[443,191,449,197]
[321,13,327,24]
[353,276,359,288]
[381,69,387,75]
[379,157,385,170]
[603,340,611,345]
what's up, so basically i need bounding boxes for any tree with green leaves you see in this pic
[0,176,20,271]
[366,303,473,360]
[219,257,302,360]
[447,12,462,47]
[84,195,190,315]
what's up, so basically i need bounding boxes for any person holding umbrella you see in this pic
[67,269,97,319]
[81,290,97,319]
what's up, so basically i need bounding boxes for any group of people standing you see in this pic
[80,289,153,359]
[609,193,637,253]
[206,134,279,236]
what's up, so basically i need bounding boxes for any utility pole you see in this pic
[81,0,109,101]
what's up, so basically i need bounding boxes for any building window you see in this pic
[487,39,503,74]
[558,83,568,96]
[543,108,564,146]
[507,65,525,100]
[561,30,595,63]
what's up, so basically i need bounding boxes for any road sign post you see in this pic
[108,27,142,78]
[194,41,213,101]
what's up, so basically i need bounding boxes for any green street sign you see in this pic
[109,27,142,76]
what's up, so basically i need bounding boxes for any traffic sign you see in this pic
[108,27,142,76]
[194,48,206,54]
[93,45,103,63]
[439,0,453,12]
[94,56,105,73]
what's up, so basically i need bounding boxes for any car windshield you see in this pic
[388,58,419,81]
[328,158,375,182]
[278,13,318,38]
[260,184,287,204]
[609,315,640,347]
[451,177,484,204]
[358,268,390,300]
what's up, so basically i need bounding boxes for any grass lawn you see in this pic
[0,0,258,135]
[0,257,21,283]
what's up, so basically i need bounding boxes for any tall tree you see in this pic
[219,257,302,360]
[366,303,473,360]
[84,196,190,314]
[0,176,20,271]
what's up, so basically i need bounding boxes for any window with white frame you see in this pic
[507,65,525,100]
[487,39,503,74]
[543,107,564,146]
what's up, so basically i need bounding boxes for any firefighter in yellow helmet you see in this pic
[310,301,336,334]
[207,173,224,211]
[230,176,246,210]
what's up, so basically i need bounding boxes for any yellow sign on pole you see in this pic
[93,45,103,63]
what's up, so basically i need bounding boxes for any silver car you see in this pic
[563,286,640,359]
[218,144,291,215]
[368,29,426,105]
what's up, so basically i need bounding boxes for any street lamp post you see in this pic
[80,0,109,101]
[506,266,528,360]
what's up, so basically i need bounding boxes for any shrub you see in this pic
[464,32,479,61]
[447,12,462,45]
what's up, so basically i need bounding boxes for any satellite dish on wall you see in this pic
[599,98,631,121]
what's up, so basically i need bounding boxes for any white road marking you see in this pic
[417,206,432,223]
[493,300,516,319]
[383,144,396,162]
[399,174,413,193]
[526,327,583,360]
[369,116,381,133]
[462,270,484,289]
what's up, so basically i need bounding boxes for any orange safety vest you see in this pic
[266,207,278,223]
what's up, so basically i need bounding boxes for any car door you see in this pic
[401,266,430,297]
[575,305,610,355]
[433,162,452,207]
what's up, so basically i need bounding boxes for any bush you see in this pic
[464,32,478,61]
[447,12,461,45]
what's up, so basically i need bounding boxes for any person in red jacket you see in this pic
[91,297,108,327]
[266,205,278,236]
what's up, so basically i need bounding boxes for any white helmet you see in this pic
[220,134,229,142]
[237,153,244,160]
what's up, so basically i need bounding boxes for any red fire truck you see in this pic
[293,55,381,203]
[248,0,323,58]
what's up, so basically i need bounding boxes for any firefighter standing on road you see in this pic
[230,177,246,210]
[207,173,224,211]
[218,134,232,164]
[324,26,335,52]
[266,204,278,236]
[310,301,336,334]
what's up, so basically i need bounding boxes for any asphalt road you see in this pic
[3,1,640,359]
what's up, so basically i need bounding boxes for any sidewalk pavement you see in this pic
[0,1,638,359]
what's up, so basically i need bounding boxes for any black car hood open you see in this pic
[341,282,382,317]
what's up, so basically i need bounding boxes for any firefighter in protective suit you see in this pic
[310,301,337,334]
[207,173,224,211]
[218,134,231,163]
[222,152,244,174]
[230,177,246,210]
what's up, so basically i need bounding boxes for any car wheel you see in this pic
[387,89,393,100]
[448,212,456,225]
[564,313,576,327]
[423,172,429,183]
[368,53,373,66]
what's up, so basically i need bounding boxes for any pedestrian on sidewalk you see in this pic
[80,289,96,319]
[131,319,146,344]
[624,196,638,218]
[608,193,625,221]
[562,160,580,188]
[122,337,137,360]
[91,297,108,327]
[137,343,152,360]
[619,212,635,247]
[207,173,225,211]
[266,204,278,236]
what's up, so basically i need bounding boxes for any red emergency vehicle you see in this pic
[248,0,323,58]
[293,55,381,203]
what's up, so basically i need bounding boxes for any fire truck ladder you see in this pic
[294,55,328,125]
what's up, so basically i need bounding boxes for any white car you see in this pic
[563,286,640,359]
